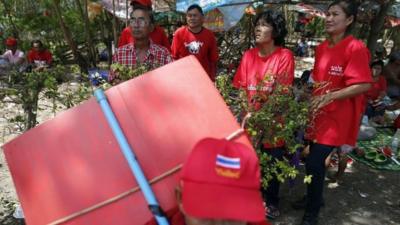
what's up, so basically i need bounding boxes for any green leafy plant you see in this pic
[110,63,153,83]
[0,65,89,130]
[216,74,312,188]
[2,68,60,130]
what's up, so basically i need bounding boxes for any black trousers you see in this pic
[262,146,285,207]
[305,142,335,216]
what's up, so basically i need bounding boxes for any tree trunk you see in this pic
[112,0,119,48]
[74,0,97,68]
[99,11,114,65]
[126,0,129,27]
[51,0,89,73]
[367,0,394,56]
[24,91,39,130]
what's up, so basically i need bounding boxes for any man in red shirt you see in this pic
[171,4,219,81]
[117,0,171,51]
[145,138,271,225]
[365,60,387,120]
[27,40,53,71]
[110,5,172,83]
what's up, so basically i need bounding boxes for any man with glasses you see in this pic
[171,4,219,82]
[118,0,170,51]
[110,5,172,83]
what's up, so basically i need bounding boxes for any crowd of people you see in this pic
[0,38,53,73]
[2,0,399,225]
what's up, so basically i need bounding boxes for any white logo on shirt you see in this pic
[184,41,203,54]
[247,76,275,92]
[328,65,344,76]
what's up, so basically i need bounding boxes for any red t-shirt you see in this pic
[144,207,271,225]
[171,26,219,81]
[365,75,387,101]
[233,47,295,148]
[118,25,171,51]
[308,35,373,146]
[27,49,53,65]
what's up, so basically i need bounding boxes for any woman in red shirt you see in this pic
[233,10,294,220]
[302,1,372,224]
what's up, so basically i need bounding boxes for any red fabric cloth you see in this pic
[110,42,172,80]
[365,75,387,101]
[308,35,373,146]
[233,47,295,148]
[118,25,171,51]
[395,115,400,128]
[145,207,271,225]
[171,26,219,81]
[27,49,53,64]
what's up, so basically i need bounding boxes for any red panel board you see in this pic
[3,56,253,225]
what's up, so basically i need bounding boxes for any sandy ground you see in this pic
[0,84,71,224]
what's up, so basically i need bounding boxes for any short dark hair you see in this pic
[32,40,43,48]
[187,4,204,15]
[370,60,384,68]
[131,5,154,24]
[254,10,288,46]
[328,0,359,33]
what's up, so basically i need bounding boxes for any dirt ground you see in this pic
[273,163,400,225]
[2,141,400,225]
[1,59,399,225]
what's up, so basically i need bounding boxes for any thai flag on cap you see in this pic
[216,154,241,169]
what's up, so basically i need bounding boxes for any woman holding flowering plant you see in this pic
[302,1,372,224]
[233,9,294,220]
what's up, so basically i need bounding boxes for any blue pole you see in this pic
[94,88,169,225]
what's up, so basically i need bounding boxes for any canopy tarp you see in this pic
[288,3,326,18]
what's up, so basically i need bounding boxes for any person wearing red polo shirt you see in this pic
[171,4,219,81]
[117,0,170,51]
[301,1,372,224]
[145,138,271,225]
[233,10,294,220]
[109,5,172,83]
[27,40,53,71]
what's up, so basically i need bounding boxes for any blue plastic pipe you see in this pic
[94,88,169,225]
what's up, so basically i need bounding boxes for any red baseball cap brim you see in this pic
[182,180,266,222]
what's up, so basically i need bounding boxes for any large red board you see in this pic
[3,56,253,225]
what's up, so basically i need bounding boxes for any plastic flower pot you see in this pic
[374,154,388,165]
[365,151,377,161]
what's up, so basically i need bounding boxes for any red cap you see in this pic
[180,138,265,222]
[6,37,17,46]
[131,0,152,7]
